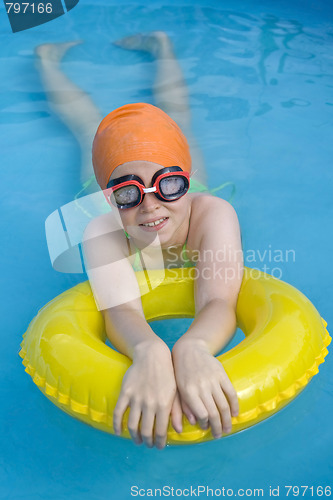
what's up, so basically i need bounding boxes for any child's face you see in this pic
[108,161,191,248]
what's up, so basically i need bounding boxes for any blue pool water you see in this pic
[1,0,332,498]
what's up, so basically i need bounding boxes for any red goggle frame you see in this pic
[105,166,190,209]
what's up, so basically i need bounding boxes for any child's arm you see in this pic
[104,306,176,450]
[171,197,243,439]
[83,214,177,449]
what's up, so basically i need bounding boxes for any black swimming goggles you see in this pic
[105,166,190,209]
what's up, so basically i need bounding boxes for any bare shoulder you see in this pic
[191,193,238,217]
[188,194,240,246]
[83,212,128,265]
[83,212,121,240]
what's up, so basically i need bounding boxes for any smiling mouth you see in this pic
[140,217,168,227]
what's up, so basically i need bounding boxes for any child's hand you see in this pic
[113,339,176,449]
[172,339,239,439]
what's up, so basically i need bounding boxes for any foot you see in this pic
[114,31,173,58]
[35,40,82,63]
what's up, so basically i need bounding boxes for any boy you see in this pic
[83,102,243,449]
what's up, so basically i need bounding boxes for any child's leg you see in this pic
[115,32,207,188]
[36,35,208,190]
[35,42,101,192]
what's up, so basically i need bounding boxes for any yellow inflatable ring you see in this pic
[19,267,330,444]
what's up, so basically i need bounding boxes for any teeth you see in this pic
[142,217,167,227]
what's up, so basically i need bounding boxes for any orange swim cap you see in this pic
[92,103,192,189]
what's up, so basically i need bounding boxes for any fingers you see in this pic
[140,406,155,448]
[114,396,143,445]
[200,392,224,438]
[185,391,229,439]
[183,393,210,431]
[127,403,143,445]
[220,376,239,418]
[181,399,197,426]
[171,392,198,432]
[207,376,239,436]
[113,393,130,437]
[180,380,239,439]
[154,406,170,450]
[115,391,237,445]
[171,392,183,433]
[114,397,171,449]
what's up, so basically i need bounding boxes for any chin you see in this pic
[131,227,162,248]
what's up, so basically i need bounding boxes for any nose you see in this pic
[139,192,161,212]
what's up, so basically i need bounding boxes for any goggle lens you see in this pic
[113,185,141,207]
[159,175,186,198]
